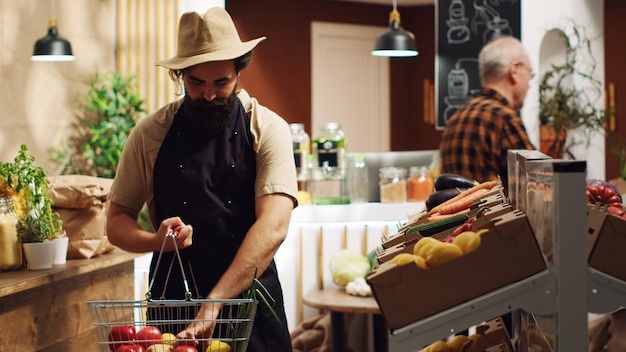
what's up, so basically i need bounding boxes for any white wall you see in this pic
[521,0,605,180]
[180,0,224,13]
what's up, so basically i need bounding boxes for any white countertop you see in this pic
[291,202,424,224]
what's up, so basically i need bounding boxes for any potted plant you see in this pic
[48,71,152,231]
[538,20,606,159]
[49,71,145,178]
[0,144,64,269]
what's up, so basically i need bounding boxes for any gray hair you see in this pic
[478,36,527,84]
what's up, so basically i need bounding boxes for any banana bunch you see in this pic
[390,230,487,269]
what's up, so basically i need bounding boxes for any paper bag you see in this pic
[47,175,115,259]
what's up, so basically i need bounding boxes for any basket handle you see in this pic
[146,227,193,301]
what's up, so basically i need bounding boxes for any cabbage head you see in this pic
[329,249,372,287]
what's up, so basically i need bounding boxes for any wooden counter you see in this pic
[0,248,141,352]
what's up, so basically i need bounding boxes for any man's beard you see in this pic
[182,90,238,136]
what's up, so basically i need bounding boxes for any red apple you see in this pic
[108,325,137,351]
[116,344,146,352]
[173,345,198,352]
[136,326,163,349]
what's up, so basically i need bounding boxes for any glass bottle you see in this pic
[312,122,347,174]
[0,198,22,271]
[349,154,369,203]
[310,123,349,204]
[379,167,407,203]
[289,123,311,191]
[407,166,434,202]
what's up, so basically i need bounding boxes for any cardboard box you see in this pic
[470,318,514,352]
[367,210,547,332]
[376,238,418,264]
[418,318,513,352]
[379,201,513,255]
[377,203,513,263]
[587,204,626,281]
[401,183,506,228]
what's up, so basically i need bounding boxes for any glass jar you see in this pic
[379,167,407,203]
[310,123,349,204]
[407,166,434,202]
[0,198,21,271]
[312,122,347,173]
[289,123,311,191]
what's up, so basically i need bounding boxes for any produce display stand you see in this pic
[385,151,608,351]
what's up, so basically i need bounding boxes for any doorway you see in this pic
[311,22,390,153]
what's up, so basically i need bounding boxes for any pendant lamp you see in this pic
[372,0,418,58]
[31,0,74,62]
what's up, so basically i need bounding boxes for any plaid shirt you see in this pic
[439,88,535,185]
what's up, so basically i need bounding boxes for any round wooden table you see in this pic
[303,288,388,352]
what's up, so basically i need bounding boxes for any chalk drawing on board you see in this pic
[471,0,512,45]
[446,0,470,44]
[443,57,480,124]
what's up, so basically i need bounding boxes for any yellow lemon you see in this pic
[146,344,174,352]
[414,255,428,269]
[453,231,481,254]
[427,340,452,352]
[161,333,176,345]
[297,190,311,205]
[413,237,440,257]
[425,242,463,267]
[206,340,232,352]
[447,334,472,351]
[390,253,417,266]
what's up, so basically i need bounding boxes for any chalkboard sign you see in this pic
[435,0,521,130]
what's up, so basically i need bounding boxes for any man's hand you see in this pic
[176,302,223,346]
[157,217,193,251]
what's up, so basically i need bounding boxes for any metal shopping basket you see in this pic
[88,230,258,352]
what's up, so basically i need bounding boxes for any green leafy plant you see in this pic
[49,71,145,178]
[607,133,626,180]
[16,215,51,243]
[539,20,607,159]
[0,144,63,243]
[230,266,281,351]
[49,71,152,230]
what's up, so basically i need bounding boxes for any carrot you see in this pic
[437,188,488,215]
[427,208,470,222]
[429,180,498,215]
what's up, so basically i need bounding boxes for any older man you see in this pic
[439,36,536,186]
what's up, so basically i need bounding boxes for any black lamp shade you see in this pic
[372,21,418,57]
[31,25,75,62]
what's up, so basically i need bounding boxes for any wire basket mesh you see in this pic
[88,230,258,352]
[88,298,257,352]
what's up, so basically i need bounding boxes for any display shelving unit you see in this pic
[386,152,625,351]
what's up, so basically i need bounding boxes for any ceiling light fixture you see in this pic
[372,0,418,58]
[31,0,74,62]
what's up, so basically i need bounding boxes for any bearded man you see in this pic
[106,7,297,351]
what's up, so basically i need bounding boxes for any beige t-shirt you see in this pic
[108,89,298,227]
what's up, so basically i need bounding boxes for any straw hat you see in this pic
[156,7,266,70]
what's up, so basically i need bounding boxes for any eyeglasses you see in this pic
[513,61,536,79]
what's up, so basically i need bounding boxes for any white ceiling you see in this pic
[337,0,435,6]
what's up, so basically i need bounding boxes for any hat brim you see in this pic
[155,37,266,70]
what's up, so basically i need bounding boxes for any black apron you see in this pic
[150,101,292,351]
